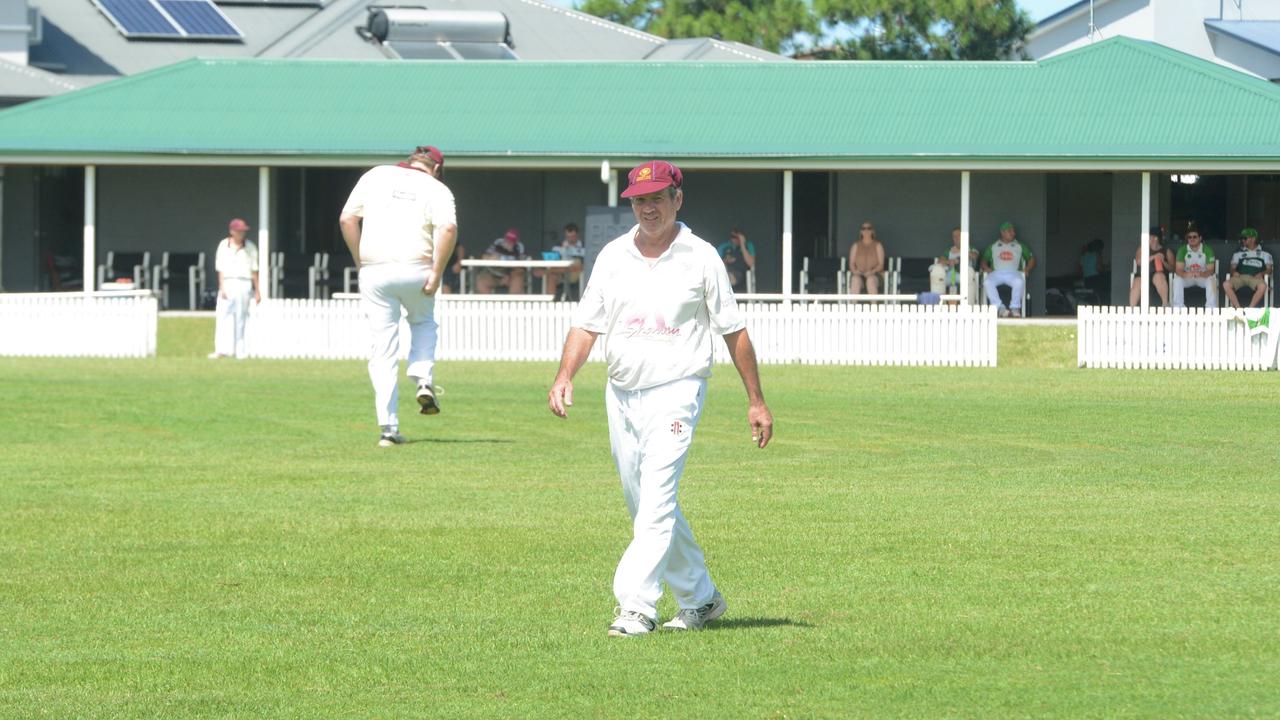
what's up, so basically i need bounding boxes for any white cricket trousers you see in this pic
[606,376,716,618]
[1172,274,1218,308]
[359,263,437,429]
[214,277,254,358]
[984,269,1025,310]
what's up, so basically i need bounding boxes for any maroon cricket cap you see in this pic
[504,228,520,242]
[620,160,682,198]
[414,145,444,168]
[228,218,250,232]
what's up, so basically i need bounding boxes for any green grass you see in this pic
[1,319,1277,719]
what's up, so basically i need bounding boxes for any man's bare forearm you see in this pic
[432,224,458,279]
[723,328,765,404]
[339,214,362,266]
[554,327,598,383]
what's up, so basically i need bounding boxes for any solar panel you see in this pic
[93,0,243,40]
[216,0,327,6]
[157,0,242,39]
[93,0,182,37]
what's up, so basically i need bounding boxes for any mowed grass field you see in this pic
[1,320,1277,719]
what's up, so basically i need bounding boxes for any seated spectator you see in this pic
[475,228,527,294]
[1078,238,1107,299]
[1128,226,1173,307]
[441,243,466,294]
[1171,226,1217,308]
[1224,227,1273,309]
[848,220,885,294]
[539,222,585,300]
[929,226,979,303]
[981,221,1035,317]
[716,227,755,292]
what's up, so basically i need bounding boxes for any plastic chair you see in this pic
[276,252,325,299]
[97,250,151,290]
[799,257,847,295]
[43,251,82,292]
[890,257,934,296]
[153,251,206,309]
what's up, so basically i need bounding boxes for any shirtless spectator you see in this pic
[848,220,885,294]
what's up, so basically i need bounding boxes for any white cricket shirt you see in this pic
[341,164,457,267]
[573,223,745,391]
[214,239,258,279]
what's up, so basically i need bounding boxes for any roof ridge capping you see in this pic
[1038,35,1280,105]
[0,58,204,117]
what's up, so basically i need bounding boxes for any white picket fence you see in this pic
[1077,306,1280,370]
[245,298,998,366]
[0,291,158,358]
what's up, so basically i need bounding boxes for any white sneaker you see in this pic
[608,610,656,637]
[662,592,727,631]
[998,308,1011,318]
[378,433,406,447]
[416,385,440,415]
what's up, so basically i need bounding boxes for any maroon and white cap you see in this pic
[620,160,682,198]
[414,145,444,168]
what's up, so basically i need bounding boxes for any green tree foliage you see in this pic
[811,0,1032,59]
[576,0,1031,60]
[576,0,818,55]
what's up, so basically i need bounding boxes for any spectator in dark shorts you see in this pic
[1129,226,1174,307]
[476,228,527,294]
[1224,228,1273,308]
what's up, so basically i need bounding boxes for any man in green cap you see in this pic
[1224,228,1273,309]
[980,221,1035,317]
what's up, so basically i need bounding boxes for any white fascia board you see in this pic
[1,153,1280,173]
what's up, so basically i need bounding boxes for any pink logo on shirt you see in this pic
[622,313,681,339]
[671,420,684,436]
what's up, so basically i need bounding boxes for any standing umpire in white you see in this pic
[340,145,457,447]
[548,160,774,637]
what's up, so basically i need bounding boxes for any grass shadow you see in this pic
[406,438,515,445]
[710,617,812,631]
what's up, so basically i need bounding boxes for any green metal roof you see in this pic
[2,37,1280,167]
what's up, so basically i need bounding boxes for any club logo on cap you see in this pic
[621,160,683,198]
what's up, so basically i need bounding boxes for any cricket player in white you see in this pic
[547,160,774,637]
[340,145,457,447]
[210,218,260,360]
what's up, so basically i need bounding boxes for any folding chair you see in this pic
[979,269,1033,316]
[97,250,151,290]
[799,257,847,295]
[43,251,82,292]
[315,253,358,299]
[276,252,325,299]
[892,257,935,296]
[153,251,206,309]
